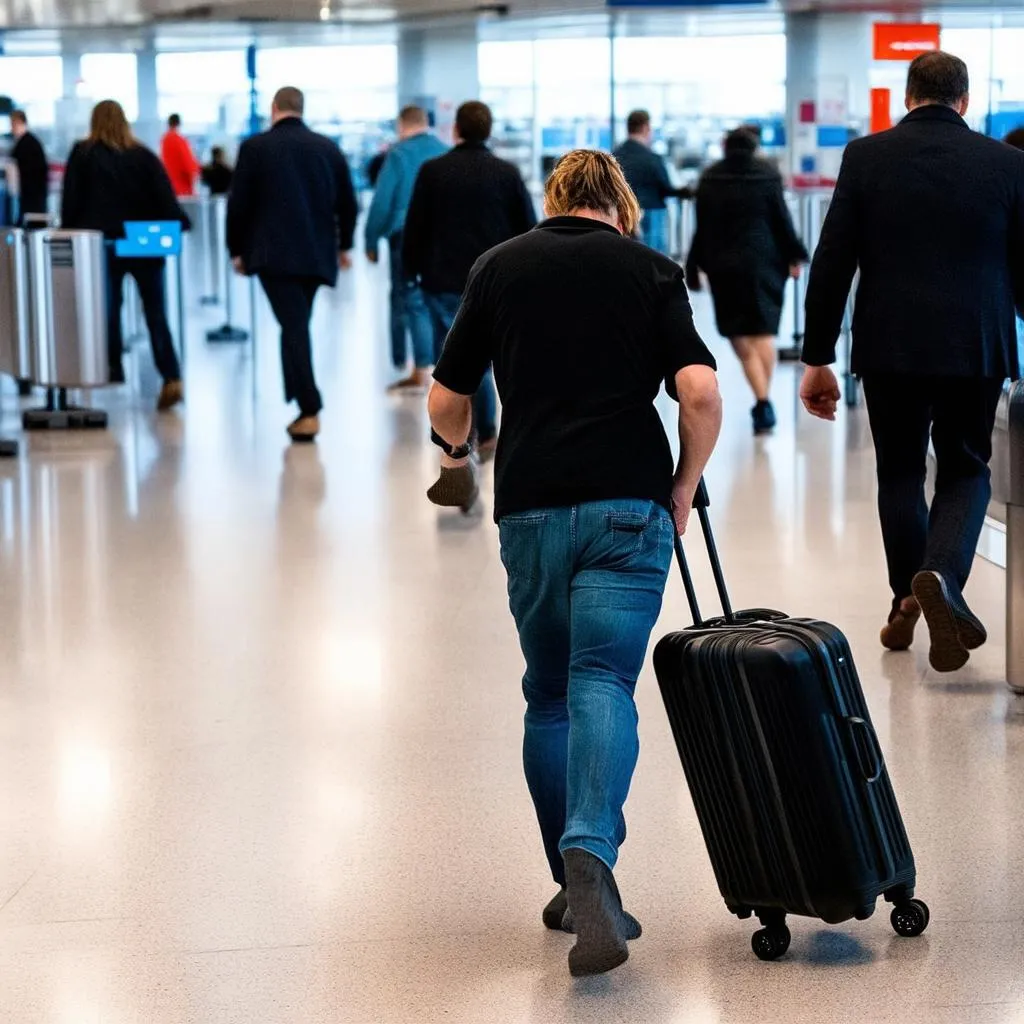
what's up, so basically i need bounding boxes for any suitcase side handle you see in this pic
[847,716,884,784]
[674,476,735,627]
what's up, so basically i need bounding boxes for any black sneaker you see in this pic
[752,400,775,435]
[911,571,986,672]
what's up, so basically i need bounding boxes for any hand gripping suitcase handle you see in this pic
[673,477,735,627]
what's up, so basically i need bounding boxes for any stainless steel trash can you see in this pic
[0,227,30,380]
[27,229,108,388]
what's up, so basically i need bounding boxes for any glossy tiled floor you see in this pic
[0,258,1021,1024]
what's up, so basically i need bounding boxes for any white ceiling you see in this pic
[0,0,1019,32]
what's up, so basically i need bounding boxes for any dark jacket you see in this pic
[613,138,684,211]
[686,153,807,337]
[226,118,358,286]
[201,161,233,196]
[803,104,1024,378]
[402,142,537,295]
[60,140,189,239]
[13,131,49,218]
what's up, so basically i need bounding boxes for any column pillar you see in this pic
[136,32,160,150]
[398,24,479,144]
[55,40,84,160]
[785,13,873,180]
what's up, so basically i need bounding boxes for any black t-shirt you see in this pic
[433,216,716,520]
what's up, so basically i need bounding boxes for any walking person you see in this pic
[613,109,689,255]
[160,114,200,198]
[403,100,536,459]
[686,126,807,434]
[800,52,1024,673]
[427,150,722,975]
[364,105,447,392]
[10,110,49,222]
[227,86,358,442]
[200,146,233,196]
[61,100,188,411]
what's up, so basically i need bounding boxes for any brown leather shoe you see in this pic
[287,415,320,443]
[880,597,921,652]
[156,380,184,412]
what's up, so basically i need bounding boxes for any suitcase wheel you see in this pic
[751,923,791,961]
[890,899,930,938]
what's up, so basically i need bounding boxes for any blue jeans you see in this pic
[388,233,434,370]
[640,207,668,255]
[499,500,674,884]
[424,290,497,443]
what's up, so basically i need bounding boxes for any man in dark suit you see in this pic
[227,86,358,442]
[800,52,1024,673]
[403,100,536,459]
[10,110,49,222]
[613,109,689,255]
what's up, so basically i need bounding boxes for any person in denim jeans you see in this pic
[428,150,722,976]
[364,106,447,392]
[404,101,536,458]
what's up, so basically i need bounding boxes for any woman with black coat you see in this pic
[686,127,807,434]
[61,99,189,411]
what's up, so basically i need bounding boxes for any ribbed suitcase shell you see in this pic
[655,615,917,925]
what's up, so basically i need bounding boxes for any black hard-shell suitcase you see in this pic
[653,482,930,960]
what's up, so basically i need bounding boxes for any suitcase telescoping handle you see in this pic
[674,478,736,627]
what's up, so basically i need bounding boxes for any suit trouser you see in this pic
[862,373,1003,603]
[259,274,322,417]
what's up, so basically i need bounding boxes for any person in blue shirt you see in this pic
[365,105,448,392]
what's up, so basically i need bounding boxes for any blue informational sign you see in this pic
[817,125,849,149]
[116,221,182,258]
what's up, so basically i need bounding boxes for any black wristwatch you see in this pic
[431,431,472,460]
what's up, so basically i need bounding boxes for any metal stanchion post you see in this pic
[778,192,810,363]
[1005,382,1024,694]
[206,254,249,343]
[176,254,186,371]
[200,197,218,306]
[249,275,258,409]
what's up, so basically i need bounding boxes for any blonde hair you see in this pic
[88,100,136,152]
[544,149,642,237]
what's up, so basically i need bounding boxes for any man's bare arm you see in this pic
[428,381,474,451]
[671,364,722,535]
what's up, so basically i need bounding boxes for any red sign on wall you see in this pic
[873,23,941,61]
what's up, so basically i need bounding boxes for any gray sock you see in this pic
[563,848,631,977]
[426,463,478,510]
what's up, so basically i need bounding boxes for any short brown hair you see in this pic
[273,86,304,116]
[906,52,969,108]
[1004,127,1024,151]
[399,105,429,129]
[544,149,642,237]
[455,101,492,145]
[10,109,26,127]
[626,109,651,136]
[89,99,136,152]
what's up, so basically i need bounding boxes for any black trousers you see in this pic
[862,374,1004,603]
[108,255,182,385]
[259,275,322,417]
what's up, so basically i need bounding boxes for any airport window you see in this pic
[79,53,139,122]
[156,50,251,132]
[0,56,62,128]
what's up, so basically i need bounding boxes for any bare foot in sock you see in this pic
[426,457,478,511]
[543,889,641,939]
[563,848,632,977]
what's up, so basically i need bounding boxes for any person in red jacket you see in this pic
[160,113,199,197]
